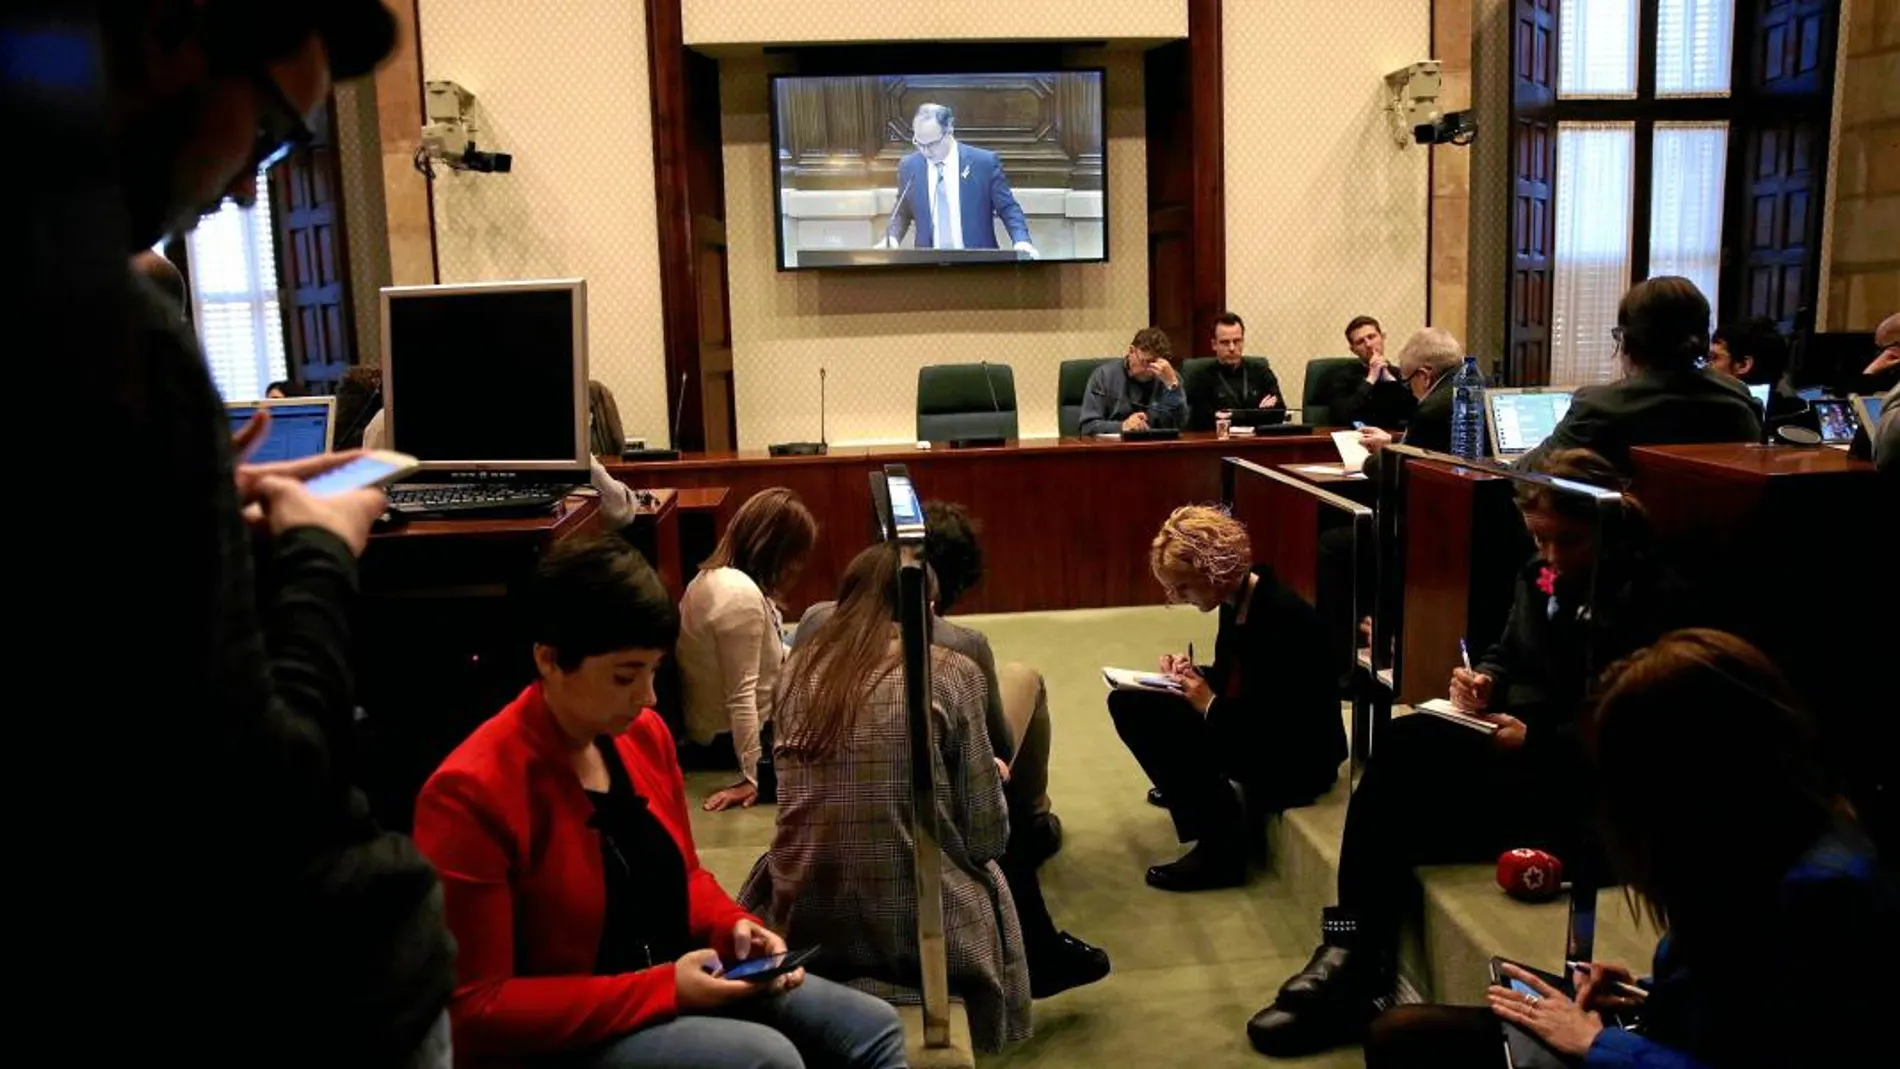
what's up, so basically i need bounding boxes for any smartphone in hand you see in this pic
[303,451,419,497]
[719,946,820,984]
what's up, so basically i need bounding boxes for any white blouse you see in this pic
[676,566,785,785]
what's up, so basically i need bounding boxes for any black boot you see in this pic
[1028,931,1111,999]
[1145,836,1245,892]
[1246,908,1391,1057]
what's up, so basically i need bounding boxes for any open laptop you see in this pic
[225,397,336,463]
[1851,394,1885,440]
[1811,398,1859,450]
[1485,387,1575,461]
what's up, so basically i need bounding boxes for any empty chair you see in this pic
[1302,356,1363,427]
[1058,358,1119,436]
[917,363,1020,442]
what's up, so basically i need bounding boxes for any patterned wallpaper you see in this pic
[1223,0,1432,411]
[417,0,669,442]
[683,0,1186,47]
[722,50,1152,446]
[332,79,391,367]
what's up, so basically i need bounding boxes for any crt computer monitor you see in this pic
[225,397,335,462]
[381,279,590,476]
[1486,387,1575,460]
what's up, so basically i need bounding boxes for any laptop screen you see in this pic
[1812,399,1858,444]
[228,400,333,462]
[1488,390,1574,457]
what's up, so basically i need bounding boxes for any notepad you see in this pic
[1414,698,1499,734]
[1102,667,1185,694]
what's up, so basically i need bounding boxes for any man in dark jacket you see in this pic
[1185,311,1288,429]
[1309,315,1420,429]
[1356,327,1465,478]
[1515,277,1760,472]
[50,4,454,1065]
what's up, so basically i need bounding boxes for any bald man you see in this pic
[1861,311,1900,396]
[131,249,187,318]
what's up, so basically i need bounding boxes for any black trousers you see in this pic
[1364,1005,1506,1069]
[1337,714,1586,943]
[1108,688,1245,844]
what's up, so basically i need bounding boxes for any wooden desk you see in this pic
[1394,462,1526,707]
[1628,444,1889,833]
[608,432,1335,613]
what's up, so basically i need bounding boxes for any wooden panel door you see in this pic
[1730,0,1837,330]
[1145,39,1194,354]
[269,96,354,392]
[1505,0,1556,385]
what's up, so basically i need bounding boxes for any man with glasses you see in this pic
[881,103,1038,258]
[1078,327,1189,434]
[1309,315,1420,429]
[1356,327,1466,467]
[1858,311,1900,396]
[59,4,453,1065]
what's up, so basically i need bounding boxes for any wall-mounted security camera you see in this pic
[1384,60,1443,147]
[1414,109,1477,146]
[414,79,513,179]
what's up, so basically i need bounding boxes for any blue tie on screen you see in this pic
[933,162,951,250]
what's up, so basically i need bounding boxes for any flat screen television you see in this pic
[770,70,1107,270]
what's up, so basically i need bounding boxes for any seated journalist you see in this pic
[1249,449,1698,1057]
[1366,629,1896,1069]
[1185,311,1286,429]
[412,538,905,1069]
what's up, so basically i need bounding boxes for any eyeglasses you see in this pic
[251,71,313,172]
[1609,326,1626,345]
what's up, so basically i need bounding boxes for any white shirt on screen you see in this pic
[929,141,964,250]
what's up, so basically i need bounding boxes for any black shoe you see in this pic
[1029,931,1111,999]
[1246,909,1390,1057]
[1146,787,1166,808]
[1145,839,1245,892]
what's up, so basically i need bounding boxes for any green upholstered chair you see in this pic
[1057,358,1120,436]
[1301,357,1364,427]
[916,363,1019,442]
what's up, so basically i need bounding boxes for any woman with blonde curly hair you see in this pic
[1109,505,1346,892]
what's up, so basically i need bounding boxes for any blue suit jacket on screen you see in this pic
[887,144,1032,249]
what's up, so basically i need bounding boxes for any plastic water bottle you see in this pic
[1450,355,1487,460]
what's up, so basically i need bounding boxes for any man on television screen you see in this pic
[883,103,1038,258]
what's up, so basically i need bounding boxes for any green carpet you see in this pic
[687,605,1365,1069]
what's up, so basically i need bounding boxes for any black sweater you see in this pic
[62,277,454,1065]
[1310,359,1419,429]
[1185,357,1287,430]
[1206,566,1348,805]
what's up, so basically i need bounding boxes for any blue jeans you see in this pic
[571,976,906,1069]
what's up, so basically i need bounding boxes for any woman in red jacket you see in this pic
[414,537,907,1069]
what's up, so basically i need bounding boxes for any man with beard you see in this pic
[38,4,453,1065]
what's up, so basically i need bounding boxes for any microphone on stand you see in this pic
[883,175,916,246]
[769,365,830,457]
[948,360,1009,449]
[621,372,687,462]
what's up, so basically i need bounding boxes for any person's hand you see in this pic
[1122,411,1150,432]
[1864,347,1899,376]
[1484,713,1527,750]
[242,469,386,557]
[730,920,804,996]
[873,236,896,250]
[1359,426,1394,453]
[674,948,761,1012]
[1367,354,1390,384]
[1013,240,1040,260]
[1450,668,1493,712]
[1488,963,1604,1057]
[1259,393,1280,409]
[1174,665,1214,716]
[231,409,271,462]
[994,757,1011,783]
[703,780,759,812]
[1158,653,1192,675]
[1572,962,1644,1013]
[1150,358,1180,389]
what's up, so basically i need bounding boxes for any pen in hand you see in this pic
[1186,642,1195,674]
[1459,638,1473,673]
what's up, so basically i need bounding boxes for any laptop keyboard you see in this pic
[385,482,576,518]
